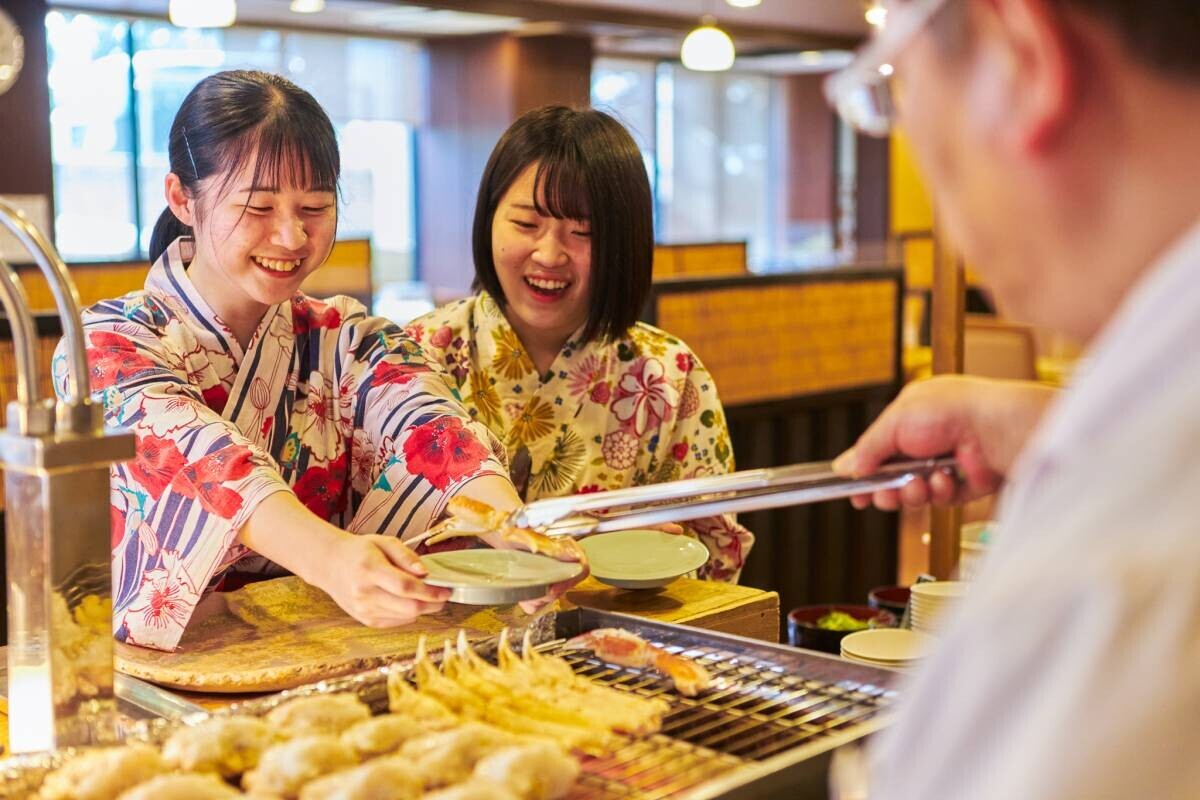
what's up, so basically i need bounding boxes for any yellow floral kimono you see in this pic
[410,292,754,581]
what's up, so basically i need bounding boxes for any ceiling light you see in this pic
[725,0,762,7]
[169,0,236,28]
[681,18,735,72]
[290,0,325,12]
[864,2,888,27]
[878,63,894,76]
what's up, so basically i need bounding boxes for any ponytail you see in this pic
[148,206,192,264]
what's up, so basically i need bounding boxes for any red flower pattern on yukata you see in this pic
[170,444,256,518]
[124,551,199,643]
[676,352,694,374]
[87,331,159,390]
[130,434,187,500]
[201,383,229,414]
[293,451,349,519]
[430,325,454,349]
[612,358,679,437]
[292,296,342,334]
[373,361,427,387]
[672,442,689,461]
[111,504,128,549]
[403,417,491,490]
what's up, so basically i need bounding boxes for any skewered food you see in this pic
[37,744,166,800]
[416,496,584,562]
[116,772,240,800]
[472,742,581,800]
[241,735,356,799]
[162,715,275,777]
[297,756,423,800]
[565,628,712,696]
[266,694,372,739]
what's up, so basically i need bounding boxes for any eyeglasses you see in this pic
[824,0,955,137]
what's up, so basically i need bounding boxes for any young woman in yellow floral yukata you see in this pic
[55,71,578,651]
[411,106,754,581]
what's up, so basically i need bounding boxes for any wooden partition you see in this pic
[646,266,905,634]
[652,241,748,280]
[10,238,374,312]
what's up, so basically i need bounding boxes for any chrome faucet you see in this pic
[0,199,134,753]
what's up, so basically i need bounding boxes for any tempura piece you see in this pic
[565,628,712,696]
[399,722,512,789]
[298,757,423,800]
[266,693,371,739]
[418,496,584,562]
[241,735,356,799]
[38,744,166,800]
[422,783,520,800]
[473,742,580,800]
[340,713,454,759]
[116,773,240,800]
[162,715,275,777]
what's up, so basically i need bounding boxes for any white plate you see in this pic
[841,629,936,664]
[421,549,583,605]
[580,529,710,589]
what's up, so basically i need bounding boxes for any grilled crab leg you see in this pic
[416,496,585,562]
[565,628,713,697]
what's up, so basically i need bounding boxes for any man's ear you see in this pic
[165,173,196,226]
[989,0,1078,153]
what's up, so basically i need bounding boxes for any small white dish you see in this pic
[580,529,710,589]
[841,629,936,665]
[421,549,583,605]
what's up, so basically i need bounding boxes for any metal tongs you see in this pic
[508,456,958,537]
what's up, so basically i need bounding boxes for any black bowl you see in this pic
[787,604,897,654]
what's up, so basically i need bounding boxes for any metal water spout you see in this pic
[0,199,134,753]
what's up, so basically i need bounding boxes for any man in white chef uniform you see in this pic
[825,0,1200,798]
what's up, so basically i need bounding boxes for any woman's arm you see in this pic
[236,493,449,626]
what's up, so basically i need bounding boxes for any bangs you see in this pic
[532,149,590,221]
[219,112,340,196]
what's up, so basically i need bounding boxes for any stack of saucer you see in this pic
[841,629,935,670]
[909,581,968,635]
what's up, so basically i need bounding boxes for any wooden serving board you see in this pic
[115,577,530,693]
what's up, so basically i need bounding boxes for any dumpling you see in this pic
[473,743,580,800]
[116,772,240,800]
[162,715,275,777]
[340,714,454,759]
[400,723,511,790]
[266,694,372,739]
[421,782,520,800]
[241,735,357,799]
[298,756,423,800]
[38,744,166,800]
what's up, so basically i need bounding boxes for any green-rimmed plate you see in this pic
[420,549,583,605]
[580,530,710,589]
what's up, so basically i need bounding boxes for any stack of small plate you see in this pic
[840,629,935,670]
[909,581,968,636]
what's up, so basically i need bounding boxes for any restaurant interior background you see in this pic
[0,0,1080,641]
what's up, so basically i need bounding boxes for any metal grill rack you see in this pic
[521,614,897,799]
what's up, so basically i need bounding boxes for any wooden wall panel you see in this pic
[783,75,835,225]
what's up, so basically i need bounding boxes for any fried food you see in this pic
[116,772,240,800]
[417,496,584,562]
[399,722,512,789]
[38,744,166,800]
[340,713,454,759]
[565,628,712,696]
[241,735,356,799]
[162,715,275,777]
[473,742,580,800]
[297,756,423,800]
[266,693,372,739]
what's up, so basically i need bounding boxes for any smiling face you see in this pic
[490,163,593,355]
[169,153,337,326]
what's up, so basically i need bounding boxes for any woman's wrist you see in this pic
[237,492,348,591]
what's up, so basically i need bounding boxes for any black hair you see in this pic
[471,105,654,344]
[149,70,340,263]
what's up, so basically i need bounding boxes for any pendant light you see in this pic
[681,15,735,72]
[169,0,237,28]
[725,0,762,7]
[290,0,326,12]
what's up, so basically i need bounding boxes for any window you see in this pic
[46,11,423,285]
[593,57,843,271]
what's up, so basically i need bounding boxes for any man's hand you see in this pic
[833,376,1057,510]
